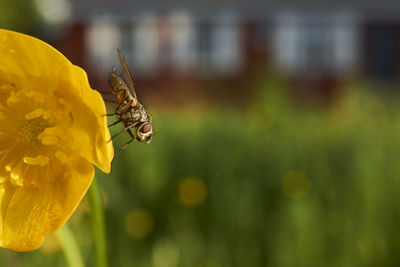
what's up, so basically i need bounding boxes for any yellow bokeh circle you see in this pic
[125,209,154,240]
[281,171,310,199]
[178,177,207,206]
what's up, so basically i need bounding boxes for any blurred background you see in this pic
[3,0,400,266]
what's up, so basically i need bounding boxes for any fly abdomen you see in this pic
[108,73,129,94]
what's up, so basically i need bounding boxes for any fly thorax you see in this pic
[131,110,142,121]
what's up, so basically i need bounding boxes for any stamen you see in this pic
[10,165,24,186]
[41,127,64,137]
[55,151,69,164]
[23,155,49,167]
[41,135,58,145]
[7,90,24,105]
[58,98,66,105]
[10,165,21,180]
[25,90,46,102]
[12,178,23,187]
[25,108,45,120]
[43,111,52,120]
[38,126,69,145]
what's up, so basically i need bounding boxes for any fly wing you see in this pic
[117,48,138,106]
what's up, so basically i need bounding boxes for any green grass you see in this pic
[96,79,400,267]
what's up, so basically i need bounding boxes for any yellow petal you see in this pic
[55,64,114,173]
[0,182,16,243]
[1,156,94,251]
[0,29,70,84]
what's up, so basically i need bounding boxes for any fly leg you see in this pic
[108,124,135,142]
[97,89,115,95]
[107,98,133,129]
[115,129,135,157]
[108,119,122,127]
[103,113,118,117]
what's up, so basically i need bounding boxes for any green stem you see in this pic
[58,223,85,267]
[87,178,108,267]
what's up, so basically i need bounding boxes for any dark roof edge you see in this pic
[70,1,400,23]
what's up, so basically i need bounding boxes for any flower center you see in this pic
[17,118,48,147]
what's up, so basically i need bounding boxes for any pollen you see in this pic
[17,118,48,147]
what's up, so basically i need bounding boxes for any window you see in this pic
[170,12,197,72]
[273,11,359,75]
[210,13,243,76]
[132,14,159,76]
[86,18,122,71]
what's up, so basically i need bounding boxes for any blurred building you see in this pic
[56,0,400,103]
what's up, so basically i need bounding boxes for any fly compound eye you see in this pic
[140,122,152,134]
[144,134,153,144]
[136,122,153,144]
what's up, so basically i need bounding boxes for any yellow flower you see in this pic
[0,29,114,251]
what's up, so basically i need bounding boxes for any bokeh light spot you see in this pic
[34,0,71,25]
[125,209,154,240]
[281,171,310,199]
[178,177,208,206]
[40,232,61,254]
[152,239,180,267]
